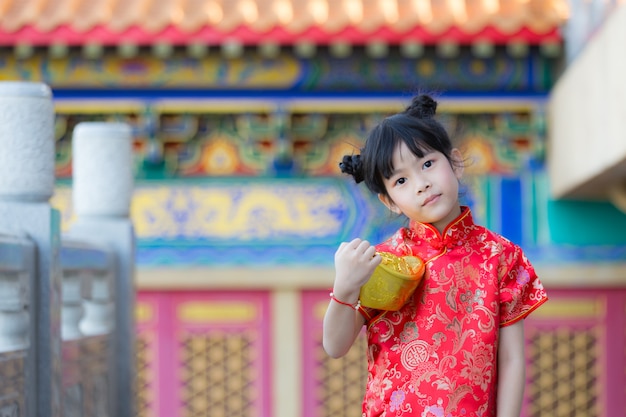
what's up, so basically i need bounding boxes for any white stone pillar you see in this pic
[0,82,55,202]
[0,81,61,417]
[72,122,134,217]
[67,121,136,417]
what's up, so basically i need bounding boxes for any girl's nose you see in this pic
[416,180,430,194]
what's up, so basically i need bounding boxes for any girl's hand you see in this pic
[333,238,381,301]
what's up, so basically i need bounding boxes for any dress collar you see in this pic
[407,206,475,251]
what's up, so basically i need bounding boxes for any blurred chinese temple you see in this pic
[1,1,625,417]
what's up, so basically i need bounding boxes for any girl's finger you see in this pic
[364,245,377,257]
[370,252,382,265]
[357,239,372,253]
[349,238,363,248]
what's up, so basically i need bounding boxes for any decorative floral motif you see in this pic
[399,322,419,343]
[515,266,531,286]
[421,398,449,417]
[390,389,406,412]
[460,341,494,391]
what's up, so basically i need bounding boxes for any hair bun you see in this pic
[339,154,364,183]
[405,94,437,119]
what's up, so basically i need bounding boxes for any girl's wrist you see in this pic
[330,284,360,304]
[329,292,362,311]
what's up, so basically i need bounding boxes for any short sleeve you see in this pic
[499,245,548,327]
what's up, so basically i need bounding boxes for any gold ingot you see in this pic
[359,252,425,311]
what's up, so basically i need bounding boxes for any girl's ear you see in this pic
[378,194,402,214]
[451,148,464,179]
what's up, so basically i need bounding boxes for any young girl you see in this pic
[323,94,548,417]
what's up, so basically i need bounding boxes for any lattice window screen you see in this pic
[526,328,600,417]
[135,335,153,417]
[179,332,255,417]
[316,334,368,417]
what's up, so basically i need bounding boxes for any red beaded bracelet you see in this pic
[329,292,361,311]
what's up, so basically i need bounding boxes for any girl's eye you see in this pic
[423,160,433,169]
[395,178,406,186]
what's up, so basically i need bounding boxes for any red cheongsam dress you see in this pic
[358,207,548,417]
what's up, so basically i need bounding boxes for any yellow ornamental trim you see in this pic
[178,301,257,323]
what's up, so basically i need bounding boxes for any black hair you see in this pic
[339,94,458,199]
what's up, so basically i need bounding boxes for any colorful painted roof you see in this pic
[0,0,568,46]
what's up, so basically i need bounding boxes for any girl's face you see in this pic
[378,141,464,233]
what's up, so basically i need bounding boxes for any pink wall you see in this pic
[136,291,272,417]
[136,288,626,417]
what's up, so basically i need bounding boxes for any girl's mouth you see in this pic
[422,194,440,206]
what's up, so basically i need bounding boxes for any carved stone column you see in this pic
[0,82,55,202]
[66,122,136,417]
[0,81,61,417]
[72,123,134,217]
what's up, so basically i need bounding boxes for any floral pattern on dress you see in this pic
[360,207,548,417]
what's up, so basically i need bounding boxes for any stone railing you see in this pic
[61,241,115,340]
[60,240,115,417]
[0,234,36,416]
[0,81,135,417]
